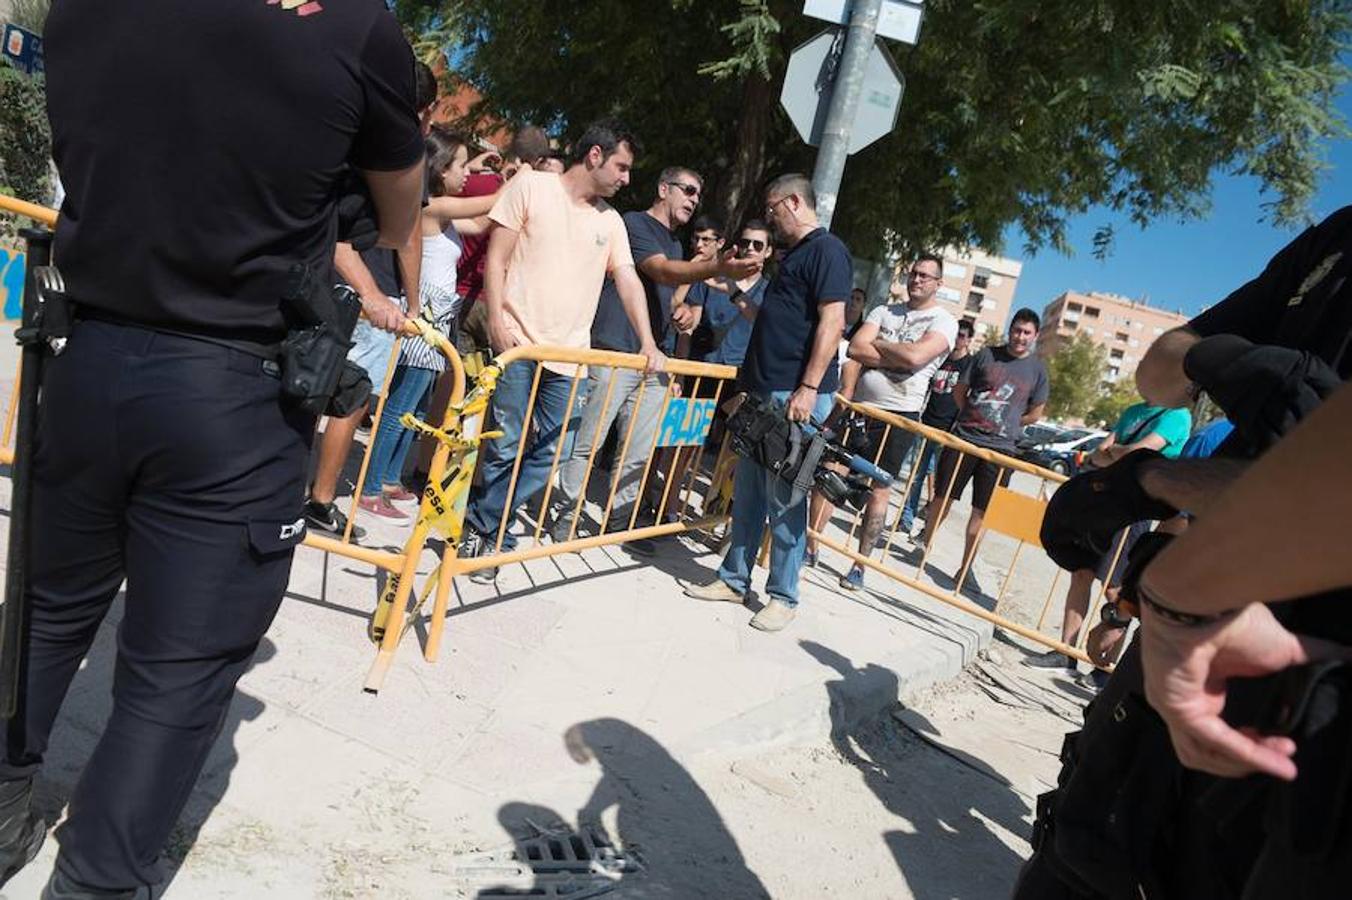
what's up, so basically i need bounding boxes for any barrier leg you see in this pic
[344,335,402,544]
[424,548,460,663]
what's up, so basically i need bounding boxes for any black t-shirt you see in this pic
[921,352,975,429]
[1189,205,1352,380]
[45,0,424,344]
[351,168,431,300]
[952,346,1050,451]
[740,228,853,394]
[590,211,681,353]
[361,248,403,299]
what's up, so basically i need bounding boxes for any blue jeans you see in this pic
[900,437,941,532]
[361,365,436,497]
[717,389,835,608]
[465,361,579,549]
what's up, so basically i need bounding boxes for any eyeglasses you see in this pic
[666,181,701,200]
[735,238,766,252]
[765,196,789,216]
[693,234,722,245]
[907,270,940,283]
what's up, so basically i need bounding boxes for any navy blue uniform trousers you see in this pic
[0,320,313,889]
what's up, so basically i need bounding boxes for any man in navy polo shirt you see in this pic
[684,174,852,632]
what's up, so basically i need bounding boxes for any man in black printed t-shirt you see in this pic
[922,308,1048,587]
[0,2,423,895]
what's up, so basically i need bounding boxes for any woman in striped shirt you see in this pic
[359,128,499,519]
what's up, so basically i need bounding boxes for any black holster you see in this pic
[278,264,369,416]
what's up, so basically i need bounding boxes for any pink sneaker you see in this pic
[357,495,409,520]
[382,484,420,503]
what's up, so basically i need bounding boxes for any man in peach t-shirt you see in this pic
[461,118,664,581]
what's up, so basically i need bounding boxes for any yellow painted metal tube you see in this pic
[301,533,403,572]
[0,195,58,227]
[363,331,466,691]
[837,396,1069,484]
[812,530,1094,666]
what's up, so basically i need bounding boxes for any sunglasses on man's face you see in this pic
[735,238,766,252]
[666,181,701,200]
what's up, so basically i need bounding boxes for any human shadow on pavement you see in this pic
[483,718,770,899]
[23,613,273,894]
[801,640,1032,900]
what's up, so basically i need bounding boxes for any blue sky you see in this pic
[1004,87,1351,320]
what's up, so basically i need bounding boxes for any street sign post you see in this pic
[780,28,904,155]
[2,23,44,76]
[803,0,925,45]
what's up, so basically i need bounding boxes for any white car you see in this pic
[1024,429,1109,475]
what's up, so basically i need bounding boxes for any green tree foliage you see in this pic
[424,0,1349,258]
[1087,378,1142,429]
[389,0,458,68]
[1045,333,1107,421]
[7,0,50,33]
[0,65,51,205]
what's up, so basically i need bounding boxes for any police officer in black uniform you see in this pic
[1020,206,1352,898]
[0,1,424,896]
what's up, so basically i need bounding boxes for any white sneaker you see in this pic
[749,598,796,632]
[683,578,745,604]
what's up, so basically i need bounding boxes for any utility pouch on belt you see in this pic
[279,264,369,416]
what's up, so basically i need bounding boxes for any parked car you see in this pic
[1015,422,1071,455]
[1022,429,1108,475]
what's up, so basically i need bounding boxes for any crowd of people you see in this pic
[285,71,1102,637]
[265,59,1262,656]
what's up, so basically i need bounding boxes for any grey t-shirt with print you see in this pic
[852,302,959,413]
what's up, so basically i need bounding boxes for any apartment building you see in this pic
[935,247,1023,346]
[1040,290,1190,382]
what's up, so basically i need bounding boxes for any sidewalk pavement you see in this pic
[1,480,1017,898]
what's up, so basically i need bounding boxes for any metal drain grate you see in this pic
[451,825,640,898]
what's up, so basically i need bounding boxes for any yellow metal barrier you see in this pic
[360,345,739,691]
[0,195,58,228]
[810,398,1133,669]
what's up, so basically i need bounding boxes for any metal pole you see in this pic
[811,0,883,230]
[0,227,52,718]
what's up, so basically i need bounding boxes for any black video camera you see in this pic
[725,394,892,510]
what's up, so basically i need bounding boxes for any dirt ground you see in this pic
[295,640,1091,900]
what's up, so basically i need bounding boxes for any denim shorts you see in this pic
[347,296,401,395]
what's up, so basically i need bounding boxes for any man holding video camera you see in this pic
[0,3,423,896]
[683,174,851,632]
